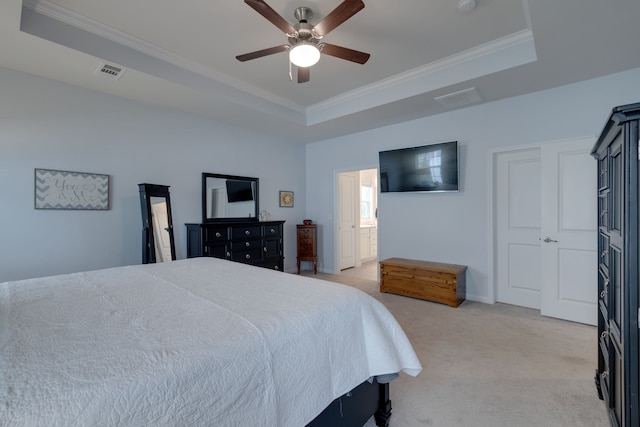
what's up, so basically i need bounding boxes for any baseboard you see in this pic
[464,294,492,304]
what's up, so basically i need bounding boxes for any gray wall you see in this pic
[305,67,640,302]
[0,66,306,282]
[4,63,640,294]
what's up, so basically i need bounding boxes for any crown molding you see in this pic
[306,29,536,125]
[23,0,303,113]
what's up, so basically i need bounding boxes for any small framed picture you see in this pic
[279,191,294,207]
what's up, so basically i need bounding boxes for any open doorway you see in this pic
[337,169,378,278]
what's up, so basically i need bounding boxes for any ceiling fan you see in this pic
[236,0,370,83]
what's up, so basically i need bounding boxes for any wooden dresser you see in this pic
[380,258,466,307]
[185,221,284,271]
[296,224,317,274]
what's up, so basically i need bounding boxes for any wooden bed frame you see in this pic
[307,378,391,427]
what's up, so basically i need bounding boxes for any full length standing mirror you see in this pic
[202,173,259,222]
[139,183,176,263]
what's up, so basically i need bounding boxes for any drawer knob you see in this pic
[601,331,609,340]
[274,265,279,270]
[245,254,251,259]
[245,230,251,236]
[270,228,275,233]
[601,370,609,379]
[215,232,222,237]
[245,242,251,247]
[264,247,267,252]
[601,289,607,299]
[226,252,230,258]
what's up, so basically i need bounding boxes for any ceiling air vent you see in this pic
[94,62,126,80]
[435,87,482,109]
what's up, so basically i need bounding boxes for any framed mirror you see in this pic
[138,183,176,263]
[202,173,259,222]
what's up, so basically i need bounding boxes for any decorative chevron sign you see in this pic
[35,169,110,210]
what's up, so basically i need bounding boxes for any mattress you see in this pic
[0,257,421,426]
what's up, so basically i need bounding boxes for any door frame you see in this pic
[333,166,379,275]
[488,136,595,306]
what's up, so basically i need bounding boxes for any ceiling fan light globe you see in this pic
[289,44,320,67]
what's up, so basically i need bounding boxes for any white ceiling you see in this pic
[3,0,640,143]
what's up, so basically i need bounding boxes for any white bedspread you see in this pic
[0,257,421,426]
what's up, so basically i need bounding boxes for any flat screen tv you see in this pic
[226,179,254,203]
[379,141,459,193]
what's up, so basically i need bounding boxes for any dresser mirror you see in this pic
[202,173,259,222]
[138,183,176,263]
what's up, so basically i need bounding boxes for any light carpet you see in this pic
[299,261,609,427]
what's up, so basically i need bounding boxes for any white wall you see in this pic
[305,67,640,302]
[0,66,306,282]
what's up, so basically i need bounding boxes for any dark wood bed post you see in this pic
[374,382,392,427]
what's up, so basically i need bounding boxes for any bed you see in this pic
[0,257,421,426]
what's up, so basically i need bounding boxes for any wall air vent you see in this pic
[94,62,126,80]
[435,87,482,109]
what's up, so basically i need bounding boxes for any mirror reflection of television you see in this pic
[226,180,254,203]
[379,141,459,193]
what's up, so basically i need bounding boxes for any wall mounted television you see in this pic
[379,141,459,193]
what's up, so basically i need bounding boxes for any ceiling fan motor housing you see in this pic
[289,7,319,48]
[294,6,313,23]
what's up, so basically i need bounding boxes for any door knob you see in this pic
[543,237,558,243]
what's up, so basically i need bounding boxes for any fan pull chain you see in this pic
[288,61,293,81]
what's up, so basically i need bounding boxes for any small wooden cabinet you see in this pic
[380,258,466,307]
[186,221,284,271]
[297,224,317,274]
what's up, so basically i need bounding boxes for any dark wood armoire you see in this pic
[591,102,640,427]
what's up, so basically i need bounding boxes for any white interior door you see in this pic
[339,173,356,270]
[495,138,597,325]
[540,138,597,324]
[495,148,542,308]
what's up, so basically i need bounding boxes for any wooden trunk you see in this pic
[379,258,466,307]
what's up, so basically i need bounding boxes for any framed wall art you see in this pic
[35,168,110,210]
[279,191,294,207]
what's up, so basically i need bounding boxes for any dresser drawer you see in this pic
[230,248,262,263]
[598,156,608,190]
[598,192,609,228]
[230,239,261,251]
[299,240,314,252]
[231,225,261,240]
[298,228,314,237]
[264,224,281,237]
[204,226,228,242]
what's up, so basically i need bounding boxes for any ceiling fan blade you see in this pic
[312,0,365,37]
[244,0,297,35]
[236,45,289,62]
[320,43,370,64]
[298,67,310,83]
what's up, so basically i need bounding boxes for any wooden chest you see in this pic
[380,258,467,307]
